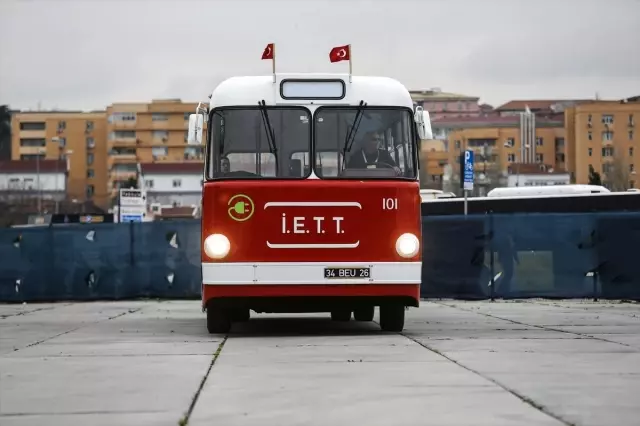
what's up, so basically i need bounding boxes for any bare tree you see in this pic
[605,151,632,191]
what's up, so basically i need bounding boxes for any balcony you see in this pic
[19,129,46,138]
[108,154,138,167]
[109,170,137,180]
[109,137,138,147]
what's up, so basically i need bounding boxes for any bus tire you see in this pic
[354,306,375,321]
[230,308,250,322]
[207,306,231,334]
[379,304,405,332]
[331,310,351,321]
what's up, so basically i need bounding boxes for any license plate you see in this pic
[324,267,370,279]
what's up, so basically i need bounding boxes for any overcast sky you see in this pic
[1,0,639,111]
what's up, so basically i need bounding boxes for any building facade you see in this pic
[10,111,108,207]
[424,115,566,195]
[564,98,639,190]
[106,99,206,203]
[139,162,204,210]
[410,88,481,120]
[0,159,67,204]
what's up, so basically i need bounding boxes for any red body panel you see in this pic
[203,284,420,299]
[201,180,422,263]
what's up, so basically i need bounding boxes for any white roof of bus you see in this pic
[487,185,610,197]
[210,74,414,109]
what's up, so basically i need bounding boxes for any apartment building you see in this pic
[425,114,566,194]
[10,111,108,207]
[410,88,481,120]
[106,99,206,202]
[565,98,639,189]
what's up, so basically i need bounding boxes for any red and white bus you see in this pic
[188,73,432,333]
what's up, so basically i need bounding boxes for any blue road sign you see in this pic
[463,150,474,191]
[121,215,143,223]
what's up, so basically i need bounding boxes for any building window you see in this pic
[86,121,94,131]
[630,130,634,141]
[535,153,543,163]
[152,130,169,141]
[184,112,191,120]
[455,140,461,150]
[555,137,565,147]
[505,138,515,147]
[19,138,46,147]
[184,130,189,142]
[172,178,182,188]
[588,114,592,122]
[602,147,614,157]
[603,163,613,174]
[86,185,95,198]
[20,122,46,131]
[630,164,635,173]
[588,148,593,157]
[108,112,136,122]
[152,113,169,121]
[630,147,634,156]
[507,154,515,162]
[629,114,635,125]
[145,179,154,188]
[602,131,614,141]
[536,137,543,146]
[57,121,66,131]
[87,169,95,178]
[20,154,45,160]
[87,153,94,165]
[587,131,593,141]
[152,146,168,158]
[86,137,95,149]
[602,114,614,124]
[57,137,66,148]
[109,130,136,140]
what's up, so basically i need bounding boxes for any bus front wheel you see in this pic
[207,305,231,334]
[379,304,405,332]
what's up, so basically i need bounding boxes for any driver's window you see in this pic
[226,153,276,177]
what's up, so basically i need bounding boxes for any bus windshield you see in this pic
[207,107,311,179]
[313,107,417,179]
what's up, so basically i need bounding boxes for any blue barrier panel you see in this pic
[49,223,134,300]
[0,227,52,302]
[594,213,640,300]
[490,213,598,299]
[2,213,640,302]
[421,215,491,299]
[130,220,201,299]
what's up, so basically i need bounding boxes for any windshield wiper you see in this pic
[258,100,278,157]
[341,100,367,168]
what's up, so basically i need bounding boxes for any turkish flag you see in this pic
[262,43,274,60]
[329,45,350,63]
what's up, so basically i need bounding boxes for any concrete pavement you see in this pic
[1,299,639,425]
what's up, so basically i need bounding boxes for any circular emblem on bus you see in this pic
[227,194,255,222]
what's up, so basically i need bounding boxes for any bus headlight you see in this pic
[395,233,419,258]
[204,234,230,259]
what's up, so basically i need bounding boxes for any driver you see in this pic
[220,157,230,174]
[346,131,401,174]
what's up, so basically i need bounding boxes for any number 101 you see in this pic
[382,198,398,210]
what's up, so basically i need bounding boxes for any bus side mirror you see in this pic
[414,108,433,140]
[187,114,204,145]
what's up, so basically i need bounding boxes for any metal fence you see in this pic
[1,213,639,302]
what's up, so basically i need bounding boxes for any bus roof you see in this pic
[210,74,415,109]
[486,184,610,197]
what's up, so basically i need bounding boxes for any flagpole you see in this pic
[348,44,352,83]
[272,43,276,83]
